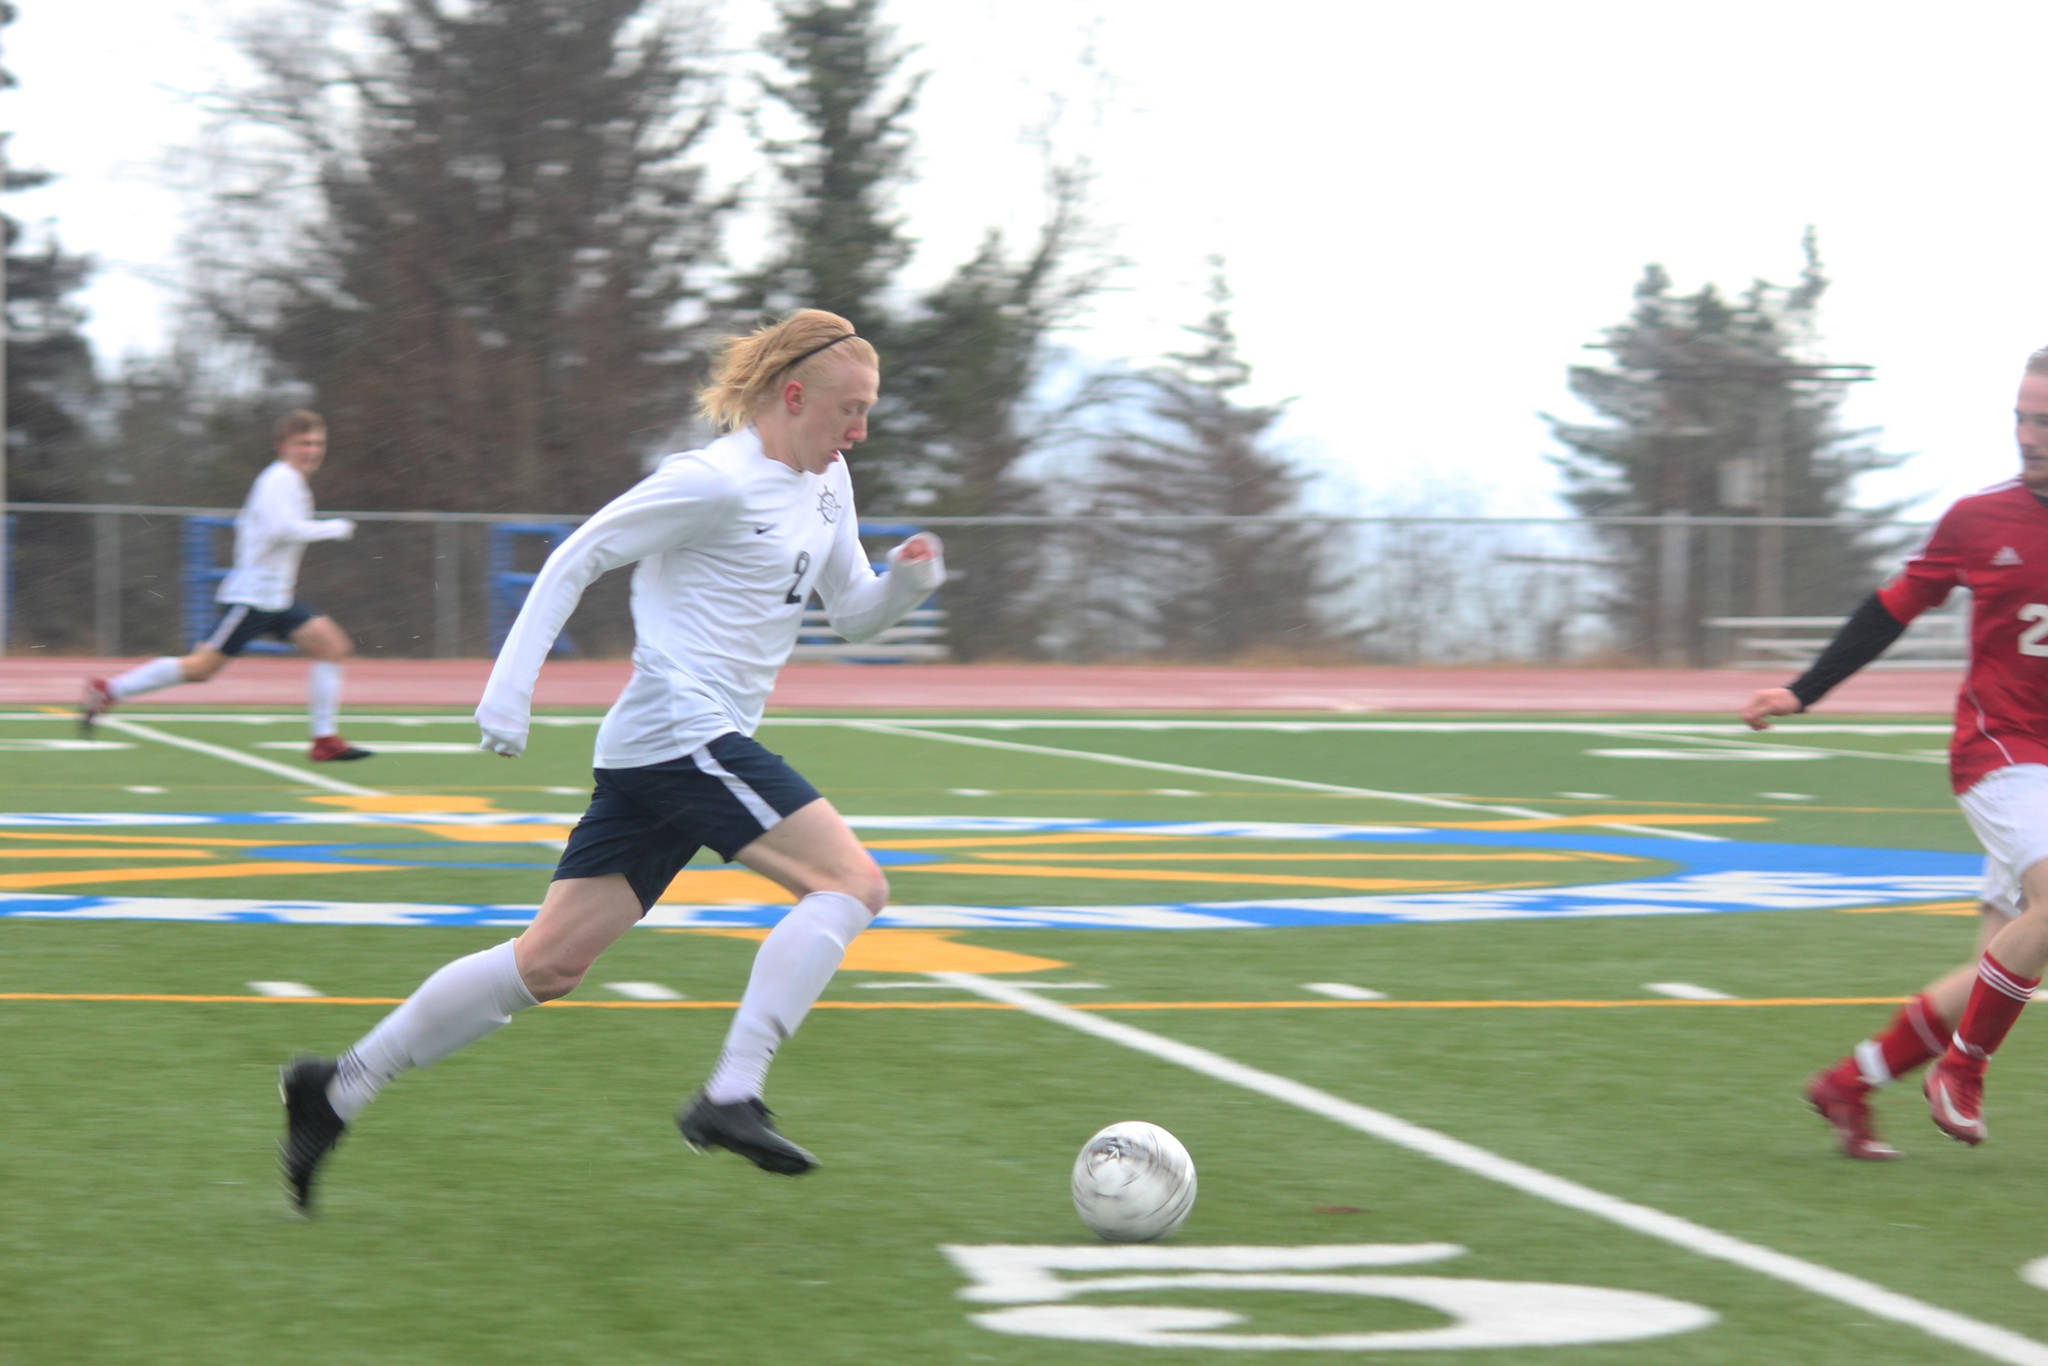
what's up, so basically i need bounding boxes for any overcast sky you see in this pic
[7,0,2048,519]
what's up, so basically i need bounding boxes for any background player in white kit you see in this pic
[277,310,945,1211]
[80,409,372,763]
[1746,345,2048,1154]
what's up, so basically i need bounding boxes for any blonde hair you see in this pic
[697,310,877,432]
[274,409,325,443]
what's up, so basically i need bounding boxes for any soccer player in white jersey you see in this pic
[80,409,372,762]
[277,310,945,1211]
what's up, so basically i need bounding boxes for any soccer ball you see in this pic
[1071,1120,1196,1242]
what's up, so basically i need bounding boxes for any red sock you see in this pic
[1817,1055,1865,1092]
[1950,953,2041,1064]
[1853,993,1951,1084]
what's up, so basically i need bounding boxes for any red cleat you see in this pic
[1804,1070,1900,1161]
[309,735,373,762]
[1924,1055,1987,1146]
[79,677,114,736]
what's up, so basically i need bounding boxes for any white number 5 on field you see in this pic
[942,1243,1714,1351]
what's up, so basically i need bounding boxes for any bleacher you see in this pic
[789,604,948,662]
[1705,612,1967,669]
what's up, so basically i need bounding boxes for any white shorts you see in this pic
[1978,857,2023,919]
[1958,764,2048,918]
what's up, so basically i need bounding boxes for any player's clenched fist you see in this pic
[1740,686,1802,731]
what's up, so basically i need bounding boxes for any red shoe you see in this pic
[309,735,373,762]
[79,677,114,736]
[1804,1069,1900,1161]
[1924,1054,1986,1146]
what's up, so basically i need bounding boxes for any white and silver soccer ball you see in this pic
[1071,1120,1196,1242]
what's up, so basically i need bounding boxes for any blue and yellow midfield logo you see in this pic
[0,798,1983,928]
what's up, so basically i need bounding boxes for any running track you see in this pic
[0,658,1963,712]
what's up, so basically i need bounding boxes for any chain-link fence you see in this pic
[0,503,1955,666]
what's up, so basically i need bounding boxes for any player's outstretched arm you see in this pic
[1738,592,1907,731]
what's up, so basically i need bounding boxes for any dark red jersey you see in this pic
[1879,479,2048,793]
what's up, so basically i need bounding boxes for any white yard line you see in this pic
[98,717,383,797]
[602,982,684,1002]
[1304,982,1387,1001]
[857,980,1103,990]
[938,972,2048,1366]
[845,720,1723,843]
[0,714,1958,735]
[1645,982,1735,1001]
[1578,725,1949,766]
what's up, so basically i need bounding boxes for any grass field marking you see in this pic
[1645,982,1735,1001]
[844,720,1724,844]
[602,981,684,1001]
[1579,725,1951,768]
[860,980,1104,990]
[247,980,323,998]
[0,713,1965,738]
[0,991,1927,1010]
[97,717,384,797]
[1304,982,1386,1001]
[938,971,2048,1366]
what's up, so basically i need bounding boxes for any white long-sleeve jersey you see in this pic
[475,426,945,769]
[215,461,355,610]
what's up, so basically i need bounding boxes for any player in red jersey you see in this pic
[1744,345,2048,1155]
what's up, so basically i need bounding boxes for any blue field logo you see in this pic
[0,813,1983,928]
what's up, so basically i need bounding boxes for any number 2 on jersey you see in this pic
[785,550,812,605]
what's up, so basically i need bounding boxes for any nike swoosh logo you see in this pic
[1930,1081,1981,1134]
[754,525,772,534]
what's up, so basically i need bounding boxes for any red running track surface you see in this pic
[0,657,1963,713]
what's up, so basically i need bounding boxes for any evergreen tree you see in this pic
[735,0,923,510]
[1084,265,1349,660]
[1546,232,1909,663]
[198,0,732,514]
[1,0,96,506]
[740,2,1111,658]
[882,167,1106,659]
[2,0,101,647]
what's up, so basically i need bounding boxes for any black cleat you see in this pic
[278,1056,347,1212]
[677,1092,817,1175]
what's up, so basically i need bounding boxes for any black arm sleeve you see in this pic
[1785,592,1908,710]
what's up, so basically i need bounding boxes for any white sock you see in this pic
[108,656,186,701]
[705,890,872,1103]
[308,661,343,738]
[327,939,538,1121]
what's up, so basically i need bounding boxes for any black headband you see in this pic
[778,332,859,379]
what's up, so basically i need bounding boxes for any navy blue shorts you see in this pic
[552,733,824,912]
[204,602,316,656]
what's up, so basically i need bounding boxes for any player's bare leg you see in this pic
[680,799,887,1174]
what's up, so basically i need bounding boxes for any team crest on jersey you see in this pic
[818,488,841,524]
